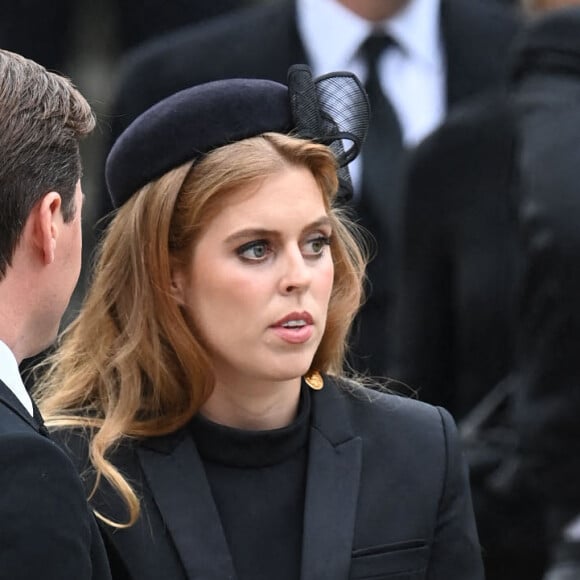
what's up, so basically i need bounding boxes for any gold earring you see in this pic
[304,370,324,390]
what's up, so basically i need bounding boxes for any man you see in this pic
[102,0,520,376]
[0,49,111,579]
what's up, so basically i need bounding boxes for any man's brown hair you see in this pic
[0,49,95,278]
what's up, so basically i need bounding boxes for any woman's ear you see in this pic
[170,264,186,306]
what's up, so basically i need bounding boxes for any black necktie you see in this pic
[348,33,405,375]
[360,32,404,224]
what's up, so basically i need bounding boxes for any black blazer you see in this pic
[56,377,484,580]
[102,0,520,377]
[0,380,111,580]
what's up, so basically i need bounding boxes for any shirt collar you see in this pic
[297,0,442,73]
[0,340,33,415]
[297,0,371,75]
[389,0,442,68]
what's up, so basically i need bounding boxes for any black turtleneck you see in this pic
[190,386,311,580]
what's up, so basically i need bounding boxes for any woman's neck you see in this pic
[200,377,302,430]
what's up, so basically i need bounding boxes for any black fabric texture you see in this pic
[189,386,311,580]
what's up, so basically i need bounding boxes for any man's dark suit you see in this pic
[103,0,520,376]
[0,380,111,580]
[56,377,484,580]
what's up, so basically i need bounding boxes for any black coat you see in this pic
[56,377,483,580]
[510,7,580,517]
[0,380,111,580]
[102,0,520,377]
[390,93,521,419]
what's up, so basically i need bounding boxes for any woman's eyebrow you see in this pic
[225,216,332,244]
[225,228,277,244]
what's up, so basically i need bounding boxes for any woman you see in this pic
[37,66,484,580]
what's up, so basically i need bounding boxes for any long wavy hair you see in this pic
[36,133,368,527]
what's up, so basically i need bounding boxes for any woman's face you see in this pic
[172,165,335,388]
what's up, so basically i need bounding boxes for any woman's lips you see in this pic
[271,311,314,344]
[273,311,314,326]
[270,324,314,344]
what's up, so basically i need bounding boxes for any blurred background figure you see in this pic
[389,0,576,428]
[510,6,580,579]
[0,0,242,73]
[390,1,580,578]
[101,0,521,379]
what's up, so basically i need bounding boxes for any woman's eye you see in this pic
[304,235,331,257]
[237,240,271,261]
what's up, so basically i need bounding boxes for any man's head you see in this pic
[0,49,94,278]
[0,49,94,360]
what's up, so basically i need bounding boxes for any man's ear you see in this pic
[33,192,62,265]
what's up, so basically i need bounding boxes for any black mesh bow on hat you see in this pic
[106,64,370,208]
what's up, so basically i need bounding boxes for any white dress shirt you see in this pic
[296,0,446,191]
[0,339,34,416]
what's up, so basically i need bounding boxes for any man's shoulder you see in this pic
[120,0,294,85]
[442,0,521,36]
[111,0,298,138]
[441,0,521,100]
[0,428,80,481]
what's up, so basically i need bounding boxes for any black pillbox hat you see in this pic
[106,66,370,208]
[106,78,293,209]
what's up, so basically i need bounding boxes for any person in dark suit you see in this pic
[0,49,111,579]
[37,67,484,579]
[509,6,580,578]
[99,0,520,378]
[389,2,580,578]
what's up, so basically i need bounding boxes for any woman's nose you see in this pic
[279,248,312,294]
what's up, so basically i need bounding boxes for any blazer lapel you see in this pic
[138,431,237,580]
[301,379,362,580]
[0,379,43,434]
